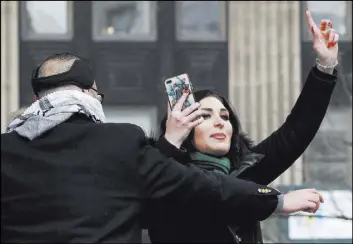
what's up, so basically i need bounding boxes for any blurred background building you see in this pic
[1,1,352,243]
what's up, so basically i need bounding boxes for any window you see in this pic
[304,108,351,164]
[176,1,227,41]
[21,1,73,40]
[303,1,352,41]
[92,1,157,41]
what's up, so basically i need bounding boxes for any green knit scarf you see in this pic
[190,151,231,175]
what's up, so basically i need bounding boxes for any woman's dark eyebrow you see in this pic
[201,108,229,113]
[201,108,213,112]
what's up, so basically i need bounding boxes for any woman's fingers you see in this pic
[333,33,339,44]
[302,201,317,213]
[308,195,320,206]
[305,9,317,32]
[186,116,204,130]
[306,188,324,203]
[317,192,324,203]
[320,19,332,31]
[318,19,339,48]
[307,191,323,213]
[328,32,339,48]
[181,102,200,117]
[329,29,335,42]
[324,28,336,48]
[305,9,321,39]
[173,91,189,112]
[307,192,320,203]
[184,109,203,124]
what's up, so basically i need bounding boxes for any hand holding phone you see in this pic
[164,92,204,148]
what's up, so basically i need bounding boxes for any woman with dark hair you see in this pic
[146,10,340,243]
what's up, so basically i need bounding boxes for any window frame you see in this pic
[175,1,228,42]
[91,1,157,42]
[20,1,74,41]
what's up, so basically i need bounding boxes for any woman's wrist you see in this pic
[156,136,189,163]
[270,193,284,217]
[318,55,337,66]
[316,58,338,75]
[164,134,182,149]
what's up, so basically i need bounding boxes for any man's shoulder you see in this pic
[2,123,146,140]
[95,123,149,155]
[97,122,147,138]
[100,122,144,131]
[1,131,21,142]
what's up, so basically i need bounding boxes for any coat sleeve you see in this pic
[148,136,191,163]
[240,66,337,185]
[128,126,280,225]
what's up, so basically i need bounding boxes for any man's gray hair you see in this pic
[37,53,82,98]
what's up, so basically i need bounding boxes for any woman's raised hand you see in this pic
[305,9,339,66]
[164,91,204,148]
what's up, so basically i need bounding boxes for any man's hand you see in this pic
[164,91,204,148]
[305,9,339,66]
[281,188,324,215]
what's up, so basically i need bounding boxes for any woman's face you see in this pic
[193,96,233,156]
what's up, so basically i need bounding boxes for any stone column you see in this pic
[1,1,20,132]
[228,1,302,187]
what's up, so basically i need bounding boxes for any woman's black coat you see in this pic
[145,66,338,243]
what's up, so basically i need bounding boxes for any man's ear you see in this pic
[34,95,38,101]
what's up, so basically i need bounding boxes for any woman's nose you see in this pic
[214,117,225,128]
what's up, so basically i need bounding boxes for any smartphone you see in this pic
[164,73,196,110]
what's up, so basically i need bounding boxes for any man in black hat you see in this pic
[1,52,323,243]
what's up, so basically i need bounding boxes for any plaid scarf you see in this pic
[6,90,106,140]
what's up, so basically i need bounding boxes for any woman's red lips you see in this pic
[210,133,226,139]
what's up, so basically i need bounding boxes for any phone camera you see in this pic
[166,80,172,84]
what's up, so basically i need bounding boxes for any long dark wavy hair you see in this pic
[157,89,253,168]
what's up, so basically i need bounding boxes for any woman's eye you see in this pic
[221,115,229,121]
[201,114,211,119]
